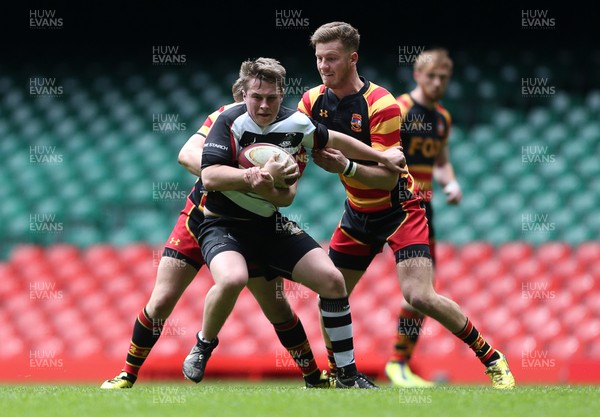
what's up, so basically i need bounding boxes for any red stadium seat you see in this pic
[536,242,572,266]
[561,304,591,329]
[46,244,81,266]
[9,245,46,266]
[2,242,597,383]
[471,259,508,285]
[84,244,118,265]
[512,258,546,282]
[576,241,600,268]
[574,319,600,345]
[496,241,534,265]
[435,242,456,264]
[459,241,495,265]
[119,243,156,266]
[504,335,539,357]
[547,335,582,359]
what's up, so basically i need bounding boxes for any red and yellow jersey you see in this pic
[196,102,243,137]
[397,93,451,202]
[299,79,415,213]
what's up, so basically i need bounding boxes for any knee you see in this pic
[318,268,347,298]
[216,273,248,294]
[403,290,436,314]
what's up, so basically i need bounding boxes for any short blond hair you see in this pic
[414,48,453,72]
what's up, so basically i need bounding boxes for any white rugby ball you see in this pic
[238,143,297,187]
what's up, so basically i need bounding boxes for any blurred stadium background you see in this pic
[1,4,598,385]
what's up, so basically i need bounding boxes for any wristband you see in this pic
[443,180,460,194]
[343,160,357,177]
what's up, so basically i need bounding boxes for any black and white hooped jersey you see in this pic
[201,104,329,219]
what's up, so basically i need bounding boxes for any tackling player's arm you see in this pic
[325,129,407,174]
[178,133,205,177]
[312,147,399,190]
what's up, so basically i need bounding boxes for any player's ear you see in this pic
[350,51,358,66]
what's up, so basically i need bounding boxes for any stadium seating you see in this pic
[1,242,599,384]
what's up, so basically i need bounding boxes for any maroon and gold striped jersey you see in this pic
[397,93,451,202]
[298,79,415,213]
[196,102,243,138]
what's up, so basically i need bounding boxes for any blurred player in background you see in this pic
[300,21,514,389]
[385,47,463,387]
[101,78,331,389]
[182,57,406,389]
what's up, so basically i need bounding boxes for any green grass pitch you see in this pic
[2,381,598,417]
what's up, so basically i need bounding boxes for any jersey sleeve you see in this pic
[303,121,329,150]
[368,92,401,152]
[201,114,236,169]
[196,106,225,137]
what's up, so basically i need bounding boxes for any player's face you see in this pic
[315,40,355,89]
[243,78,283,127]
[415,64,452,102]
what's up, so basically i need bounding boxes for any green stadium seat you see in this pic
[585,90,600,111]
[578,154,600,179]
[550,92,571,115]
[469,124,496,147]
[486,140,512,164]
[491,108,519,133]
[543,123,569,147]
[499,158,528,181]
[65,225,105,248]
[507,124,533,145]
[459,155,488,178]
[566,106,591,127]
[527,107,552,130]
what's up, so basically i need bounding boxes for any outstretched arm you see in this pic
[326,130,408,174]
[312,148,398,190]
[178,133,205,177]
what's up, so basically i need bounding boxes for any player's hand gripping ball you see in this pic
[238,143,298,188]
